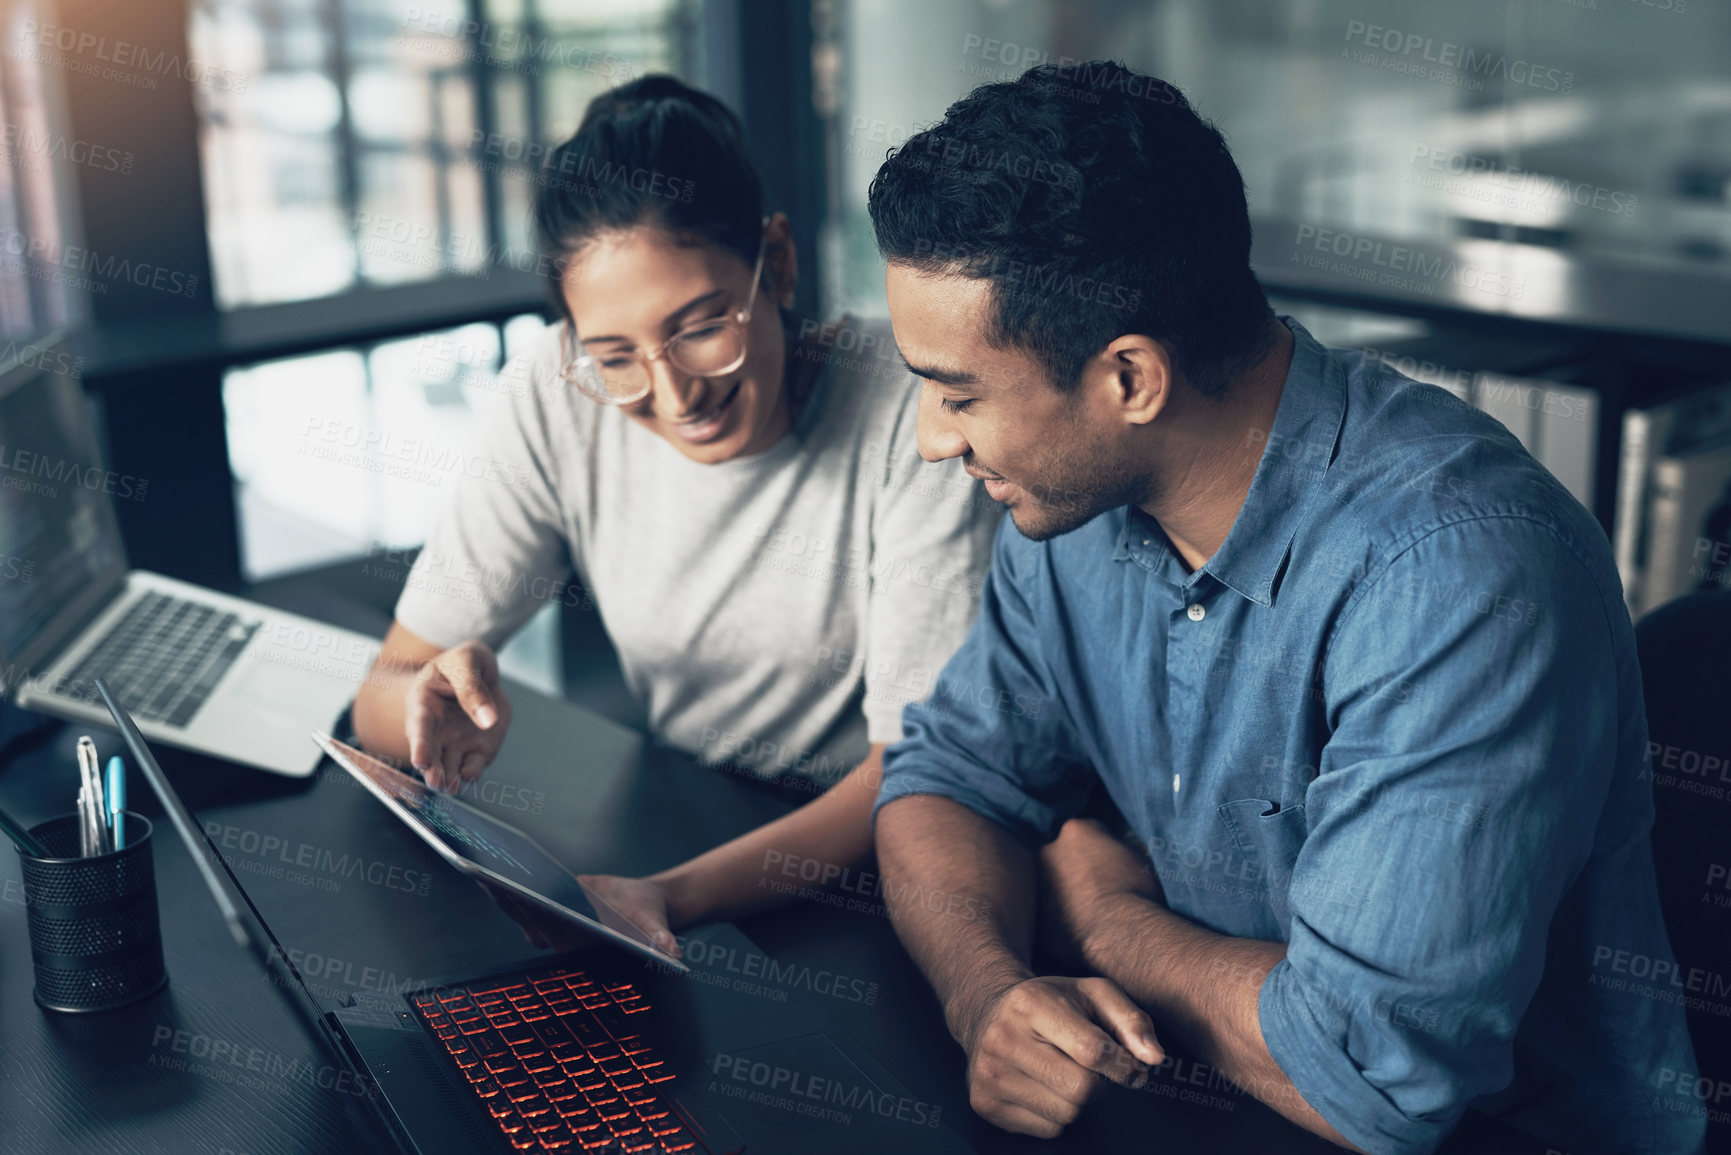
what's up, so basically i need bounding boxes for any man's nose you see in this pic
[917,387,968,463]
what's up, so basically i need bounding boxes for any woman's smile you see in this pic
[665,380,744,444]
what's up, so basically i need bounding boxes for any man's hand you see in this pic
[1037,817,1162,967]
[404,640,510,790]
[959,975,1164,1139]
[874,797,1161,1138]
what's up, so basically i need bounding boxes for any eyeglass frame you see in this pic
[558,219,771,406]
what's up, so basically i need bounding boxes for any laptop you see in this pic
[0,337,378,776]
[95,679,974,1155]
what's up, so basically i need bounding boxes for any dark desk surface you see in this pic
[0,676,1563,1154]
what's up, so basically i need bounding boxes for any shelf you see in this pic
[72,271,552,381]
[1253,216,1731,353]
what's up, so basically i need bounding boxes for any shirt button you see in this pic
[1141,538,1151,547]
[1186,603,1206,621]
[1173,773,1181,792]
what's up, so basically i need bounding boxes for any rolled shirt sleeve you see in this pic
[876,520,1092,845]
[1259,517,1625,1154]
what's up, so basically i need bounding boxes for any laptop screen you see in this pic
[0,348,127,670]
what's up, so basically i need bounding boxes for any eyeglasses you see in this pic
[559,224,769,406]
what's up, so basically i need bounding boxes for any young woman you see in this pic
[350,75,999,954]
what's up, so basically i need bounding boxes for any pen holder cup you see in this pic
[16,813,167,1013]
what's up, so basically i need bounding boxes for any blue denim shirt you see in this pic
[877,320,1704,1155]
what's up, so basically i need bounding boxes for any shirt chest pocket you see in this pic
[1217,798,1309,940]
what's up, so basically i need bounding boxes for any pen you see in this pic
[0,799,50,858]
[76,787,91,857]
[106,756,126,850]
[77,736,108,856]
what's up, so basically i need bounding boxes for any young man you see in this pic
[867,61,1703,1155]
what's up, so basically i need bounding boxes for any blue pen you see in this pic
[106,756,126,850]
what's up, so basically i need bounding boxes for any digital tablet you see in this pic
[312,732,688,973]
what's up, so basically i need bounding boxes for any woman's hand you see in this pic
[475,874,682,958]
[474,879,588,953]
[404,639,510,791]
[577,874,681,958]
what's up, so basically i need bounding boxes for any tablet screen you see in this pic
[315,734,684,971]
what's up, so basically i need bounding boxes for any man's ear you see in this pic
[766,211,798,308]
[1091,334,1172,426]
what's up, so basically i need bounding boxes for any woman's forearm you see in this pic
[351,622,446,763]
[651,743,886,927]
[351,664,418,762]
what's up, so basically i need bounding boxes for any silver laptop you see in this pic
[0,336,379,776]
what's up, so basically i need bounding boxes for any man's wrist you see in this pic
[944,958,1034,1054]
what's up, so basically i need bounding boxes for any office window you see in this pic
[223,311,549,579]
[189,0,698,310]
[824,0,1731,319]
[0,1,80,339]
[222,311,561,691]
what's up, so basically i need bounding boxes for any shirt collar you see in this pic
[1198,317,1344,607]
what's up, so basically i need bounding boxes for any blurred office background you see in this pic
[3,0,1731,676]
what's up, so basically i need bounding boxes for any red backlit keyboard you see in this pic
[411,966,699,1153]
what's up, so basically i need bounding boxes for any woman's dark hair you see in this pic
[534,74,764,310]
[867,61,1273,398]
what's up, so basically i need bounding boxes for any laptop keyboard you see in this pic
[412,967,703,1153]
[52,590,260,728]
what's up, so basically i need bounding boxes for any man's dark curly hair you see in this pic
[868,61,1273,398]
